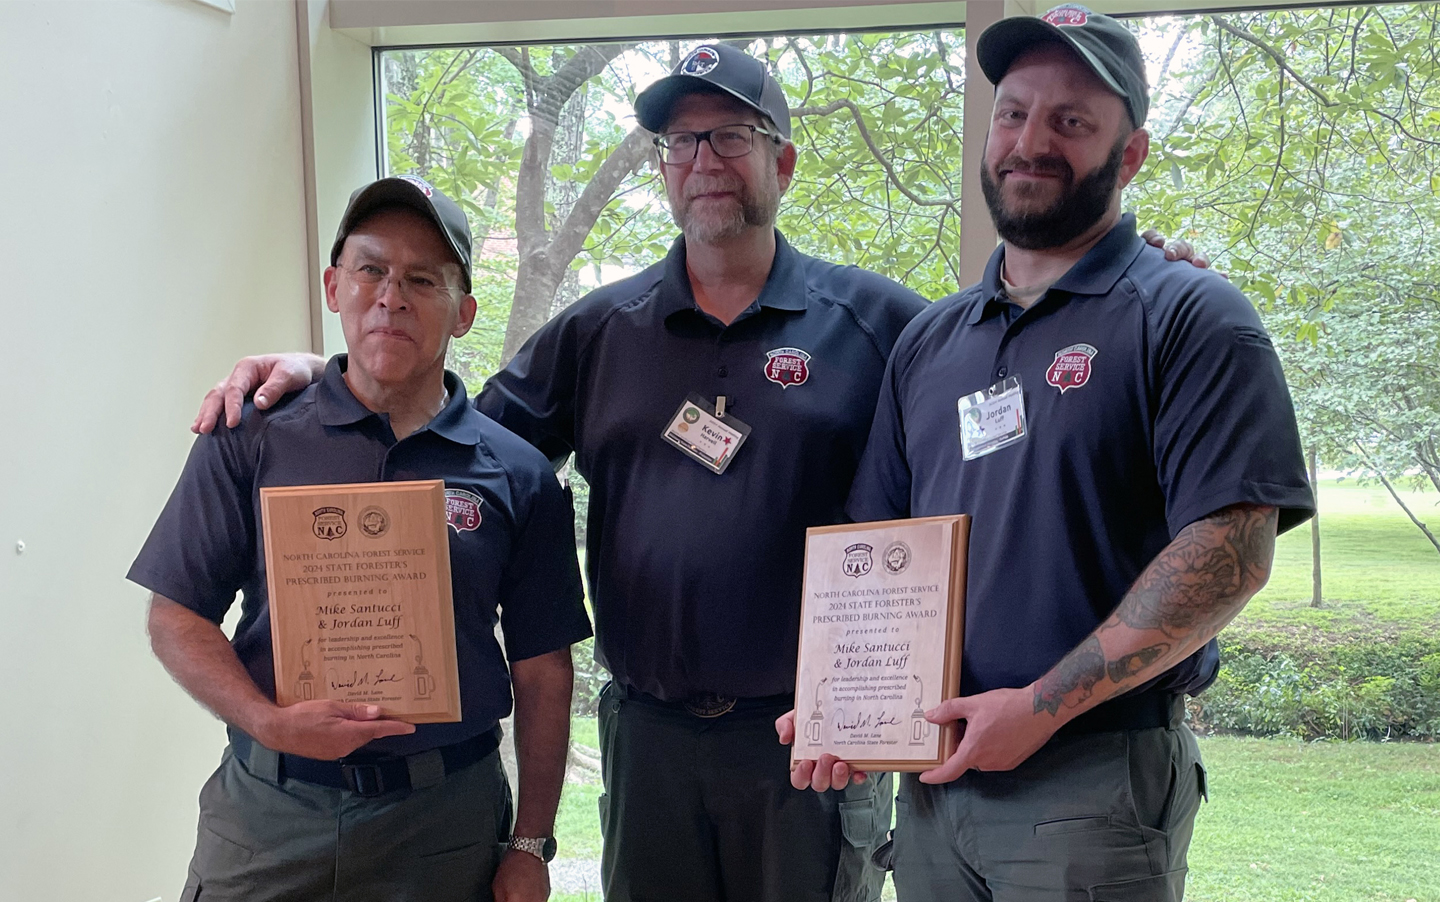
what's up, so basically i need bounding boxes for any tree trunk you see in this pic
[1309,445,1322,607]
[497,43,641,364]
[1374,468,1440,555]
[503,266,566,362]
[500,125,653,363]
[1356,443,1440,556]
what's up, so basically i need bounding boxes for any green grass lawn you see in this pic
[555,717,605,861]
[1189,736,1440,902]
[1240,479,1440,630]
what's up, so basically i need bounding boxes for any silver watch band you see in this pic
[508,835,550,862]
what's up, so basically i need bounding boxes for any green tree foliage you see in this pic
[1131,5,1440,552]
[384,6,1440,551]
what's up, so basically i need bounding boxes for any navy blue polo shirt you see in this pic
[128,356,591,755]
[480,231,927,700]
[848,214,1314,698]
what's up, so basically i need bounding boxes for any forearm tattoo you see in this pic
[1034,505,1277,718]
[1107,643,1170,683]
[1035,636,1106,716]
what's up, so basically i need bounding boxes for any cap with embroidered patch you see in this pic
[635,44,792,139]
[977,5,1149,127]
[331,176,473,294]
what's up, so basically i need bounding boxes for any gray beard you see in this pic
[673,176,781,244]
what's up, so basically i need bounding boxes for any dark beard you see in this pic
[981,137,1126,250]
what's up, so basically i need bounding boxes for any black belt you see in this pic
[228,727,500,797]
[619,684,793,718]
[1058,691,1183,736]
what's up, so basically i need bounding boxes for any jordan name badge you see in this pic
[764,347,811,389]
[1046,343,1097,393]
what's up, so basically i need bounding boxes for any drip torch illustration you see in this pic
[408,633,433,700]
[294,639,315,701]
[909,674,930,745]
[805,676,829,746]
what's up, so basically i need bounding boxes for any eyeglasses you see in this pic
[653,124,781,165]
[340,262,457,305]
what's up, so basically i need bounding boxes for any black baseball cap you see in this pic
[634,44,792,139]
[977,4,1149,127]
[330,175,473,294]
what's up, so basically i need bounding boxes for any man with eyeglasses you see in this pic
[130,177,592,902]
[493,43,925,901]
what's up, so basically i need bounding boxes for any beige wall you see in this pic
[0,1,311,898]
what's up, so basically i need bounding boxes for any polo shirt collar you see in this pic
[660,229,807,323]
[968,244,1011,325]
[1050,213,1146,296]
[967,213,1146,326]
[316,355,482,445]
[315,355,372,426]
[426,373,483,445]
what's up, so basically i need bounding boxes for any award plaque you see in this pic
[792,515,968,771]
[260,480,461,723]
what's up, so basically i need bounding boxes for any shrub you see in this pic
[1196,627,1440,740]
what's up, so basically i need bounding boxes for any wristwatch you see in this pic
[508,835,558,863]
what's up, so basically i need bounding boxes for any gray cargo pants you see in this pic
[893,725,1207,902]
[179,741,512,902]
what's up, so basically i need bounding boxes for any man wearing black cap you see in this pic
[485,43,921,902]
[130,176,592,901]
[816,6,1314,900]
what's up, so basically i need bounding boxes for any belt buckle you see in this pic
[683,692,736,718]
[341,762,386,797]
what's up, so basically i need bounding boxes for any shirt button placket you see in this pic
[715,331,730,384]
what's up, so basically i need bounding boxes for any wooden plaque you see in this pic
[792,515,968,772]
[260,480,461,723]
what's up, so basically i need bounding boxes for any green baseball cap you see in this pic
[977,4,1149,127]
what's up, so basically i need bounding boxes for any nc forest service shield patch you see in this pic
[764,347,811,388]
[1046,343,1097,393]
[444,488,483,533]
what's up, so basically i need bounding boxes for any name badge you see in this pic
[662,393,752,475]
[958,375,1027,460]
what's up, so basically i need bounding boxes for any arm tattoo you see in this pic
[1032,505,1277,719]
[1116,505,1278,640]
[1034,636,1106,716]
[1107,643,1171,683]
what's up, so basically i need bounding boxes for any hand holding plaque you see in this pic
[791,515,968,771]
[260,480,461,724]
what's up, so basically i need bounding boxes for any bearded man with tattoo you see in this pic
[782,7,1314,902]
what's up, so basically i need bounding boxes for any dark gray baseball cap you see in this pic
[330,175,473,294]
[977,4,1149,127]
[634,43,792,139]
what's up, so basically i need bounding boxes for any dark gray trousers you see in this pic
[179,742,512,902]
[893,725,1206,902]
[597,682,893,902]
